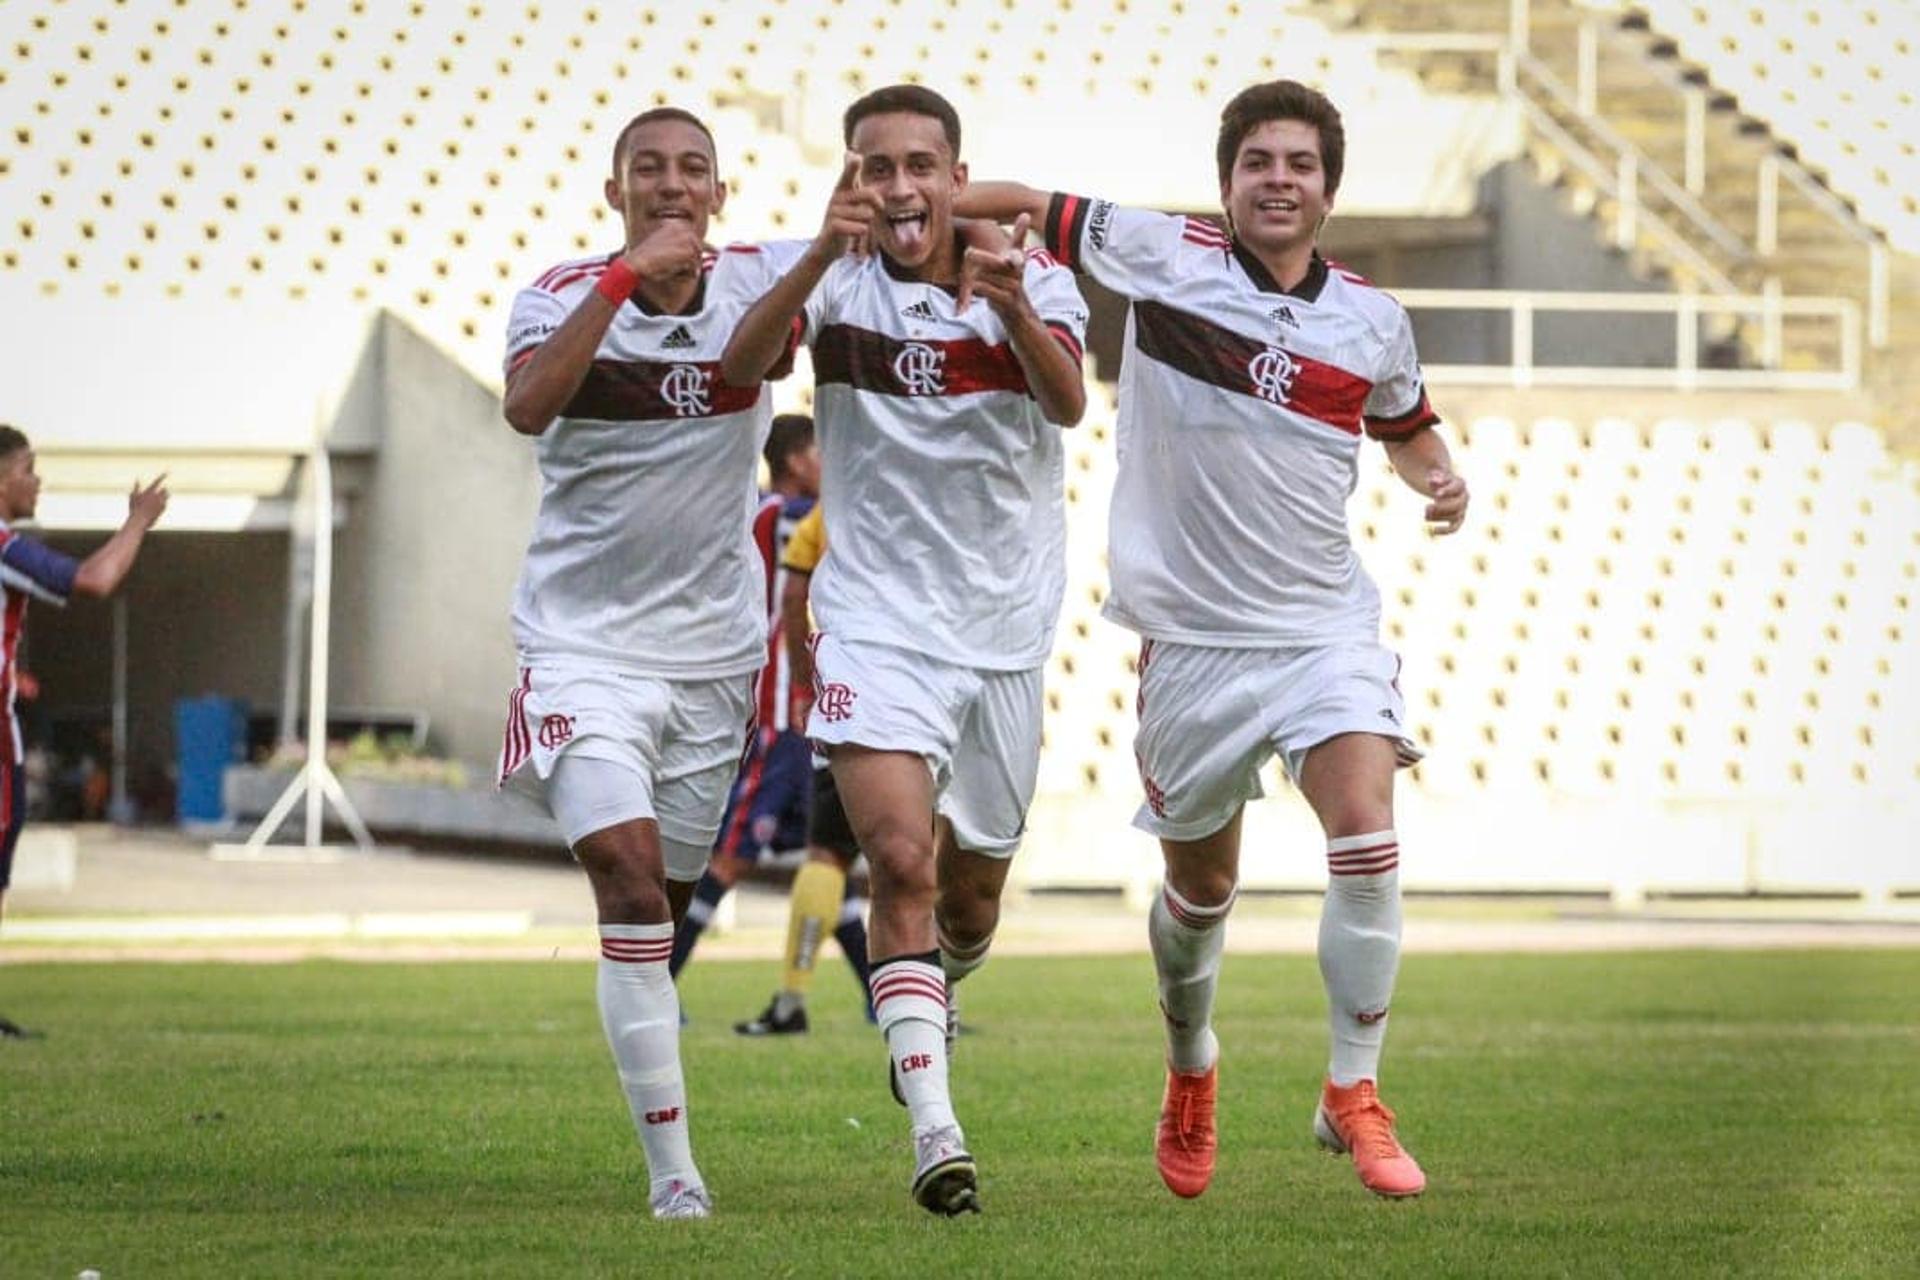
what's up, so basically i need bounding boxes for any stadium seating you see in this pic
[1628,0,1920,252]
[1037,411,1920,813]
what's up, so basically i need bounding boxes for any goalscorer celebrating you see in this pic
[957,79,1468,1201]
[722,85,1087,1217]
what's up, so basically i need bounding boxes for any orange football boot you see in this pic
[1155,1063,1218,1198]
[1314,1078,1426,1198]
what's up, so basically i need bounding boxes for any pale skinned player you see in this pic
[497,107,813,1222]
[956,80,1468,1201]
[721,85,1087,1216]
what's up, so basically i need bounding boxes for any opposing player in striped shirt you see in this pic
[496,107,809,1221]
[957,80,1469,1201]
[722,85,1088,1216]
[0,425,167,1040]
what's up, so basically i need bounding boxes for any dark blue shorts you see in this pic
[0,755,26,891]
[713,728,812,862]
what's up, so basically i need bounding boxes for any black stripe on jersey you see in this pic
[563,359,763,422]
[812,325,1033,398]
[1130,300,1373,434]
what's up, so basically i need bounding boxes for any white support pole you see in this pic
[109,594,130,823]
[1577,19,1598,116]
[1676,289,1698,392]
[1840,300,1862,389]
[1757,154,1779,257]
[1616,154,1638,250]
[225,441,374,857]
[1684,89,1706,195]
[1512,297,1534,389]
[1510,0,1530,57]
[1761,276,1783,369]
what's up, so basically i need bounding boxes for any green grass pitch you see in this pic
[4,949,1917,1276]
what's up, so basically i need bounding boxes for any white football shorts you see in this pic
[806,633,1043,858]
[497,664,755,866]
[1131,638,1423,842]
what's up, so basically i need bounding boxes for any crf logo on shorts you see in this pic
[901,1052,934,1073]
[644,1106,682,1125]
[1248,346,1299,406]
[660,363,712,416]
[537,714,576,748]
[892,342,946,396]
[815,682,856,723]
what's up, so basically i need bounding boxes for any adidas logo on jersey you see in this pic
[661,324,697,350]
[1268,305,1299,328]
[901,300,939,322]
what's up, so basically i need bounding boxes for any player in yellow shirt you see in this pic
[734,503,876,1034]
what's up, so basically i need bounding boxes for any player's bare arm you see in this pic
[1382,426,1469,535]
[952,180,1054,229]
[780,568,815,714]
[720,154,881,387]
[502,222,705,436]
[960,212,1085,427]
[72,475,169,598]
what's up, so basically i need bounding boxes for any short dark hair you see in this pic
[764,414,815,479]
[610,106,717,176]
[1216,80,1344,197]
[842,84,961,159]
[0,425,27,461]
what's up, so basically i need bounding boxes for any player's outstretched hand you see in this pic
[129,474,170,528]
[958,212,1032,318]
[810,153,881,263]
[1424,468,1468,535]
[625,219,704,285]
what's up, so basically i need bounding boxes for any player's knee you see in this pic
[1318,802,1394,842]
[1168,864,1238,910]
[862,826,935,897]
[575,844,666,921]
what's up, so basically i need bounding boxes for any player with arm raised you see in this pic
[0,425,166,1041]
[733,501,876,1037]
[720,84,1088,1217]
[495,106,809,1222]
[956,80,1468,1201]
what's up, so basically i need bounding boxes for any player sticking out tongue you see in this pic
[850,103,968,279]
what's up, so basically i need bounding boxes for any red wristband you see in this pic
[595,258,638,304]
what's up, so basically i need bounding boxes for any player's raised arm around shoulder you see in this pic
[719,154,881,388]
[1366,307,1468,536]
[965,185,1200,304]
[68,475,169,598]
[953,181,1053,231]
[501,226,704,436]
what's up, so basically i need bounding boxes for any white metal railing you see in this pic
[1397,288,1861,391]
[1369,2,1893,350]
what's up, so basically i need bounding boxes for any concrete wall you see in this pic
[329,313,540,771]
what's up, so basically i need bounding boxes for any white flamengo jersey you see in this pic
[799,246,1089,670]
[1041,195,1440,647]
[504,240,810,677]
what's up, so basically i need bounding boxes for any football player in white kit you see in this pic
[956,80,1469,1201]
[721,85,1088,1217]
[496,107,809,1222]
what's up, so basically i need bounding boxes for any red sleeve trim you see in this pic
[1045,322,1084,366]
[1364,389,1440,441]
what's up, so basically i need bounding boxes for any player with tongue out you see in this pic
[722,84,1089,1217]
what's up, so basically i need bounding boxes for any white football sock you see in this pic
[1149,881,1235,1074]
[870,955,958,1134]
[597,923,701,1197]
[1319,830,1403,1086]
[936,922,994,985]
